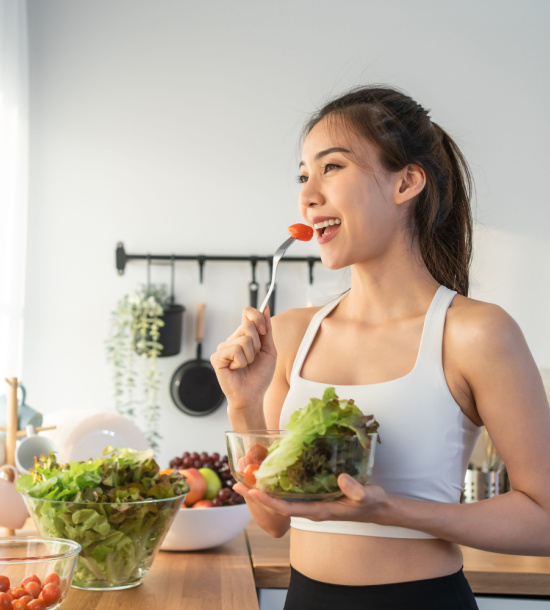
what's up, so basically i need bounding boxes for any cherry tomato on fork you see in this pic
[288,223,314,241]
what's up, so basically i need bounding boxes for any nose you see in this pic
[298,175,325,210]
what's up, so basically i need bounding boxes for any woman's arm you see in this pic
[246,303,550,555]
[212,308,307,538]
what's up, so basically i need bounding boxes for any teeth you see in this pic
[313,218,341,230]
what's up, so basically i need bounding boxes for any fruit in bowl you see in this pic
[164,451,245,508]
[0,536,80,609]
[226,387,380,501]
[16,447,188,591]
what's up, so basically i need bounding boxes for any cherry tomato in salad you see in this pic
[243,463,260,485]
[8,588,25,600]
[246,444,268,465]
[0,577,8,593]
[19,578,39,590]
[12,595,32,610]
[40,583,61,605]
[40,574,60,588]
[0,592,11,610]
[23,583,40,600]
[288,223,314,241]
[238,456,252,472]
[26,599,46,610]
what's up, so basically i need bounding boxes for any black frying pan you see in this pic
[170,303,225,416]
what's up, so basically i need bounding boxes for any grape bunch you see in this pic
[169,451,245,506]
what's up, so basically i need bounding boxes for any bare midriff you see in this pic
[290,528,463,586]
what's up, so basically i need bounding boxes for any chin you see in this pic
[320,253,349,271]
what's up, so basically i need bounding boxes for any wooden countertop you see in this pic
[2,522,259,610]
[245,521,550,597]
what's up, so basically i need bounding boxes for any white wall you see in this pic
[23,0,550,467]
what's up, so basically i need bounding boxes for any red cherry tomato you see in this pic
[0,592,11,610]
[0,577,8,594]
[26,600,46,610]
[41,574,60,588]
[11,595,32,610]
[39,584,61,606]
[288,223,314,241]
[237,456,252,472]
[22,583,40,600]
[246,444,268,465]
[19,578,39,590]
[243,463,260,486]
[8,588,25,600]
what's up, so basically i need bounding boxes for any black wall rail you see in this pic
[116,243,321,283]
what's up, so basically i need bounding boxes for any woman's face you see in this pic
[298,117,407,270]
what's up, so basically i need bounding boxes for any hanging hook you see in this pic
[198,256,206,283]
[170,255,176,305]
[307,257,316,285]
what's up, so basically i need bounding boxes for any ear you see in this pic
[395,164,426,205]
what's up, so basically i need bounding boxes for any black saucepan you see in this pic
[170,303,225,416]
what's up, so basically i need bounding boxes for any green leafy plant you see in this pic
[106,285,168,451]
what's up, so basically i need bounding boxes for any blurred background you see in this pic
[1,0,549,468]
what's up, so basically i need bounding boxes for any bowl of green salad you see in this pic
[15,447,189,591]
[226,387,380,501]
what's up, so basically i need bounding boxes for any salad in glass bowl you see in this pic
[226,387,380,501]
[16,447,188,590]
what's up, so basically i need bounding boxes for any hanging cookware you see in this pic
[169,304,225,416]
[249,258,259,308]
[158,256,185,357]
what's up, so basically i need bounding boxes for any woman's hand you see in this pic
[211,307,277,413]
[234,474,390,524]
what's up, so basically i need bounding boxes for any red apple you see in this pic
[179,468,207,506]
[192,499,214,508]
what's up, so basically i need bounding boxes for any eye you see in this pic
[297,175,308,184]
[323,163,341,173]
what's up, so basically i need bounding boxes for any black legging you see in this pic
[284,565,479,610]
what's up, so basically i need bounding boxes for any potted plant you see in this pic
[106,284,184,451]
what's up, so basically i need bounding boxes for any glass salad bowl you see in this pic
[21,495,185,591]
[226,430,378,501]
[0,536,81,609]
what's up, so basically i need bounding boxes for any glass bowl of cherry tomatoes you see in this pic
[0,537,80,610]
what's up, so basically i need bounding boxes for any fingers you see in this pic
[338,474,366,502]
[212,307,275,371]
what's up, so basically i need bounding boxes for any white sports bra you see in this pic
[279,285,481,539]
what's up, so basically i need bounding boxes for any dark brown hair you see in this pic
[302,85,473,296]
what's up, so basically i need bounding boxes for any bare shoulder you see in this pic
[445,294,525,355]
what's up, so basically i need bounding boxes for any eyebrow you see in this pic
[299,147,352,168]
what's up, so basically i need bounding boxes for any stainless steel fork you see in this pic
[258,236,296,313]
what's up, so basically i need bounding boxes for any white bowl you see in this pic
[160,503,251,551]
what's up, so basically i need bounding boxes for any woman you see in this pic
[211,86,550,609]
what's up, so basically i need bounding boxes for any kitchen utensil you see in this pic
[259,236,295,313]
[0,536,81,608]
[248,258,259,308]
[158,256,185,357]
[0,381,43,432]
[0,465,29,529]
[161,503,251,552]
[170,304,225,416]
[14,425,58,474]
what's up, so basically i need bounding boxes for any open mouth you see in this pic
[313,218,341,239]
